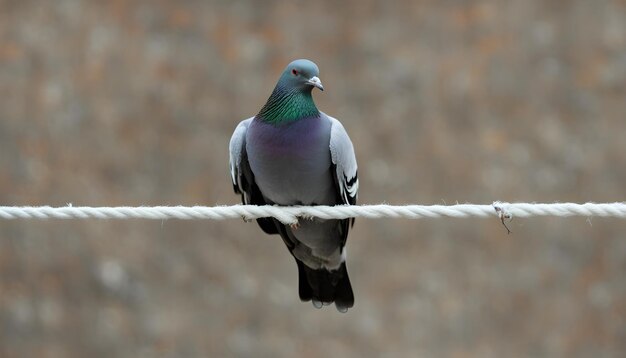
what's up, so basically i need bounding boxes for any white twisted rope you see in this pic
[0,202,625,225]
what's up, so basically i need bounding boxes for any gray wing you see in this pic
[229,117,278,234]
[327,114,359,206]
[229,117,253,203]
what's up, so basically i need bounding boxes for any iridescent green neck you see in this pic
[257,84,319,124]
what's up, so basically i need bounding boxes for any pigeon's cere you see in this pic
[229,59,359,312]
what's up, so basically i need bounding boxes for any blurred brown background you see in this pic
[1,0,626,357]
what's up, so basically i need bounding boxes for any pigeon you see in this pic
[229,59,359,312]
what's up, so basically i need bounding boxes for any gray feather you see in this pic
[328,114,359,205]
[229,117,253,203]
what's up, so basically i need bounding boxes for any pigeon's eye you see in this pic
[291,69,298,76]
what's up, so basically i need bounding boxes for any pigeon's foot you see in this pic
[290,222,300,230]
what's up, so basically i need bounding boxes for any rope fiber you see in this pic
[1,203,625,226]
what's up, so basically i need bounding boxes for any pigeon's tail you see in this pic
[296,260,354,313]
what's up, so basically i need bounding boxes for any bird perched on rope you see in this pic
[229,59,359,312]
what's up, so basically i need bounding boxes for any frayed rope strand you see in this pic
[0,203,625,225]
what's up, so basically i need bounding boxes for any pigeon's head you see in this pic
[279,59,324,92]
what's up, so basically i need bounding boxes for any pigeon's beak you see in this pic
[306,76,324,91]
